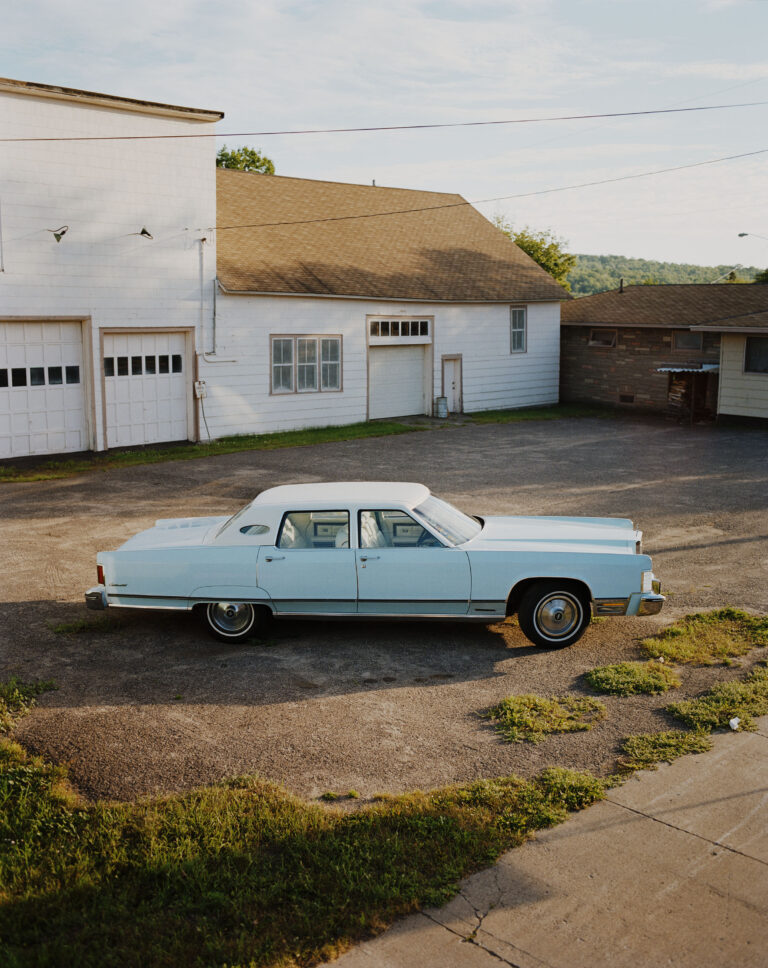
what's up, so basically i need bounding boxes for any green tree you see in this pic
[494,217,576,291]
[754,268,768,284]
[216,145,275,174]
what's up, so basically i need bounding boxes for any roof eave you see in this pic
[217,281,568,304]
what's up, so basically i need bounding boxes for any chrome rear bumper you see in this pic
[85,585,108,610]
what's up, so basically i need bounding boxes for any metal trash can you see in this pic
[435,396,448,418]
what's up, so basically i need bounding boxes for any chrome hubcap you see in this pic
[535,594,581,639]
[210,602,253,634]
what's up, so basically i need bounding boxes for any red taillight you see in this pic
[97,565,105,585]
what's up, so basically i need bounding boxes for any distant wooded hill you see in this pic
[567,254,761,296]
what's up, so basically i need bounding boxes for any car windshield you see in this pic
[214,503,252,539]
[411,495,482,547]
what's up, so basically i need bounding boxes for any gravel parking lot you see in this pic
[2,415,767,802]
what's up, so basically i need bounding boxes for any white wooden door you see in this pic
[368,345,426,419]
[0,321,87,458]
[103,332,190,448]
[443,357,462,413]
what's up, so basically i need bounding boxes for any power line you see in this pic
[215,146,768,231]
[2,100,767,143]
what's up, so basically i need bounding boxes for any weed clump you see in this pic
[642,608,768,666]
[586,660,681,696]
[618,731,712,772]
[484,693,605,744]
[667,663,768,731]
[0,677,56,733]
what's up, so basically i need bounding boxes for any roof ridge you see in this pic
[216,167,465,200]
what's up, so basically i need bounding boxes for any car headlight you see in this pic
[642,571,655,593]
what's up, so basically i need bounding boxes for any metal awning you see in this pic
[656,364,719,373]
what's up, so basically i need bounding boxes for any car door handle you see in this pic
[359,555,380,561]
[264,555,285,562]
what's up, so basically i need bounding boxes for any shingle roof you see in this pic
[561,284,768,328]
[216,170,570,302]
[693,309,768,332]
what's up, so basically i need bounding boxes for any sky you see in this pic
[3,0,768,267]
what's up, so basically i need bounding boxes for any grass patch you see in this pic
[618,730,712,773]
[0,677,56,733]
[667,662,768,732]
[50,615,123,635]
[484,693,606,744]
[0,421,420,484]
[468,404,611,425]
[641,607,768,666]
[585,660,681,696]
[0,737,604,968]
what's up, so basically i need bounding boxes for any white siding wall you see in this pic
[0,89,217,450]
[199,295,561,436]
[718,333,768,418]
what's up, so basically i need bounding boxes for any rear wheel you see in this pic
[203,602,266,643]
[517,581,590,648]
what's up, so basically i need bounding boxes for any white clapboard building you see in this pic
[1,77,569,459]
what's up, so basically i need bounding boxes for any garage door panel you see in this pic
[369,346,426,420]
[104,332,189,449]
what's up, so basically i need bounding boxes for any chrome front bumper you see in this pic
[85,585,108,610]
[595,580,664,617]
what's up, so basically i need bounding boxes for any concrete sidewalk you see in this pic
[332,717,768,968]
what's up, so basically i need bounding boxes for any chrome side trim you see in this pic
[638,594,665,616]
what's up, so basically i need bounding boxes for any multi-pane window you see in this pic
[745,337,768,374]
[103,355,183,378]
[510,307,527,353]
[271,336,342,393]
[2,365,80,387]
[369,318,430,337]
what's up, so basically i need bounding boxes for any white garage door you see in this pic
[369,345,427,419]
[0,321,88,459]
[104,332,190,449]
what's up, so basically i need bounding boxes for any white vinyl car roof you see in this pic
[251,482,430,510]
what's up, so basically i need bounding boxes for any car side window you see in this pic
[277,510,350,549]
[359,510,441,548]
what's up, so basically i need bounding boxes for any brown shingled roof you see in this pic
[561,284,768,328]
[693,309,768,332]
[216,170,570,302]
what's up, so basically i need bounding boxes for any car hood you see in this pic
[118,516,229,550]
[466,515,641,555]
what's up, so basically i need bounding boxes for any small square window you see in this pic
[65,365,80,385]
[380,321,390,336]
[159,355,169,374]
[49,366,63,385]
[0,369,7,388]
[589,329,617,347]
[172,354,182,373]
[12,368,27,387]
[103,358,114,378]
[391,320,400,336]
[145,356,156,375]
[131,356,143,375]
[117,357,129,376]
[420,320,429,336]
[370,320,380,337]
[30,367,45,386]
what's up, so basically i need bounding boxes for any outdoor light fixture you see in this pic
[139,227,153,239]
[738,231,768,242]
[48,225,68,242]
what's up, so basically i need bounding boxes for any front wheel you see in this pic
[517,582,590,649]
[202,602,266,643]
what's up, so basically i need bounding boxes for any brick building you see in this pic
[560,284,768,421]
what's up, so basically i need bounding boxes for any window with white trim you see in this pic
[369,318,430,338]
[271,336,342,394]
[510,307,527,353]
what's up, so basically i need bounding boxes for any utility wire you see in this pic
[215,146,768,231]
[2,101,767,143]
